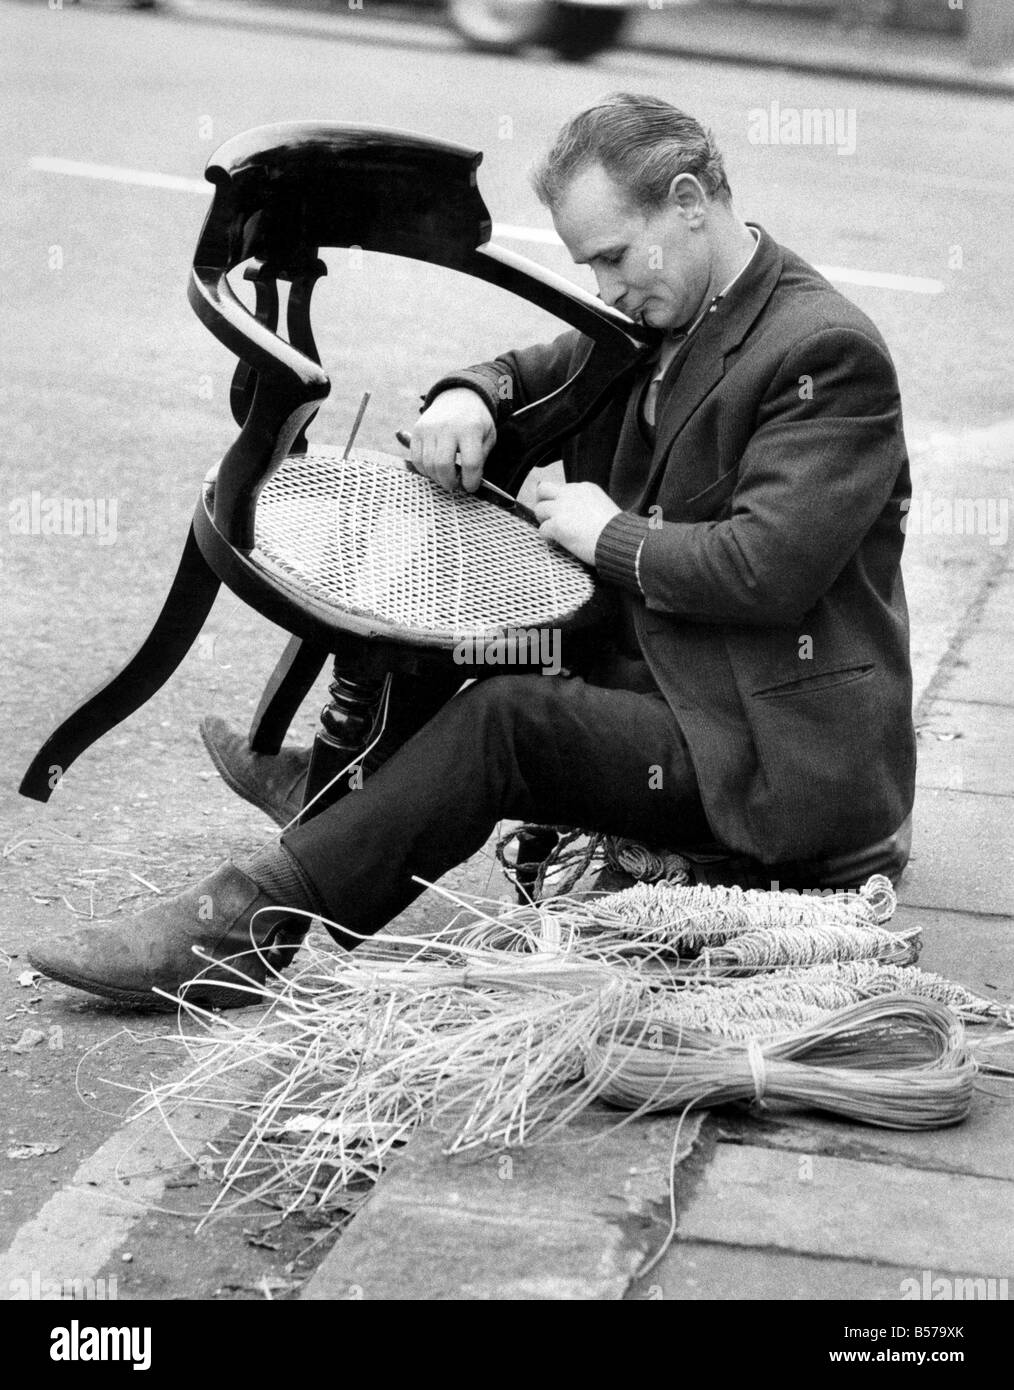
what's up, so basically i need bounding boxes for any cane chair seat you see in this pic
[248,447,598,647]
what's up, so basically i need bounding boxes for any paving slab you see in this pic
[713,1087,1014,1184]
[900,788,1014,916]
[916,700,1014,796]
[935,629,1014,707]
[627,1241,1011,1302]
[675,1144,1013,1278]
[302,1110,706,1300]
[890,904,1014,998]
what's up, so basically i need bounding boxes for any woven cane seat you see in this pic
[249,448,598,647]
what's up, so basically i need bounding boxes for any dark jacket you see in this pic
[428,225,916,868]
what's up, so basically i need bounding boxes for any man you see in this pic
[30,94,915,1009]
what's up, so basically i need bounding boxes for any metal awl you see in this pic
[342,391,372,460]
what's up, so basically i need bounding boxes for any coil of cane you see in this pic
[584,995,974,1129]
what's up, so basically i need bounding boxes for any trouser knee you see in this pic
[457,674,560,760]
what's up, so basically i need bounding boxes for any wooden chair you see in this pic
[19,122,657,820]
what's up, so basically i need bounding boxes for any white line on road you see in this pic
[30,155,209,196]
[0,1092,227,1300]
[0,1015,267,1300]
[29,156,945,295]
[812,264,944,295]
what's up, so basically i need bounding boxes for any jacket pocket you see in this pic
[752,662,876,699]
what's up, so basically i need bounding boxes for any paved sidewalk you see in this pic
[305,546,1014,1300]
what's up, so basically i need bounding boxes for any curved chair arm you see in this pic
[472,241,656,347]
[188,266,330,397]
[469,242,658,488]
[189,266,331,549]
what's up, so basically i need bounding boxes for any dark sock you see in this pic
[239,842,325,919]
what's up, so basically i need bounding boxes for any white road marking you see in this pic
[814,264,944,295]
[29,155,945,294]
[30,155,209,196]
[0,1014,266,1300]
[0,1099,224,1299]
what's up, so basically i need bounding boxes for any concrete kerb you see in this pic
[301,1110,710,1300]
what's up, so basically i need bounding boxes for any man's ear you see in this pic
[667,173,707,225]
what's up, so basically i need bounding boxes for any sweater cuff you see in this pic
[422,368,503,424]
[595,512,650,594]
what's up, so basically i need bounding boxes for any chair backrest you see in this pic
[189,123,659,548]
[194,121,493,275]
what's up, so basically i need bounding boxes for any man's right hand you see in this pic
[408,389,497,493]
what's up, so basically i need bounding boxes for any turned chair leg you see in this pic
[299,661,387,824]
[20,524,221,802]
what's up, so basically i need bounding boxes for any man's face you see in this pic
[552,162,712,331]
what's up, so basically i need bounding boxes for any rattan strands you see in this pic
[252,448,596,640]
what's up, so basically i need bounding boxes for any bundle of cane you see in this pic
[137,919,983,1226]
[830,959,1014,1024]
[140,933,642,1218]
[589,874,899,947]
[629,960,1014,1040]
[446,874,918,976]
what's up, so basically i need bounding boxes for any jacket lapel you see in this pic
[644,225,785,504]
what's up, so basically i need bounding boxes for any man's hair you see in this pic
[531,93,731,212]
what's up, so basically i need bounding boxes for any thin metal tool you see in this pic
[394,428,538,524]
[342,390,372,460]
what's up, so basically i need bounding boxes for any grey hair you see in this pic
[531,93,731,212]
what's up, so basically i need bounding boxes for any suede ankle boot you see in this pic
[28,861,312,1011]
[199,716,309,828]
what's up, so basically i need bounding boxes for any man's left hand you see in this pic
[533,480,621,566]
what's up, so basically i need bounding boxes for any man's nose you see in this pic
[594,269,626,309]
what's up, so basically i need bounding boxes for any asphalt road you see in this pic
[1,0,1012,1301]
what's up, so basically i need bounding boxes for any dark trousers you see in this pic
[281,670,712,946]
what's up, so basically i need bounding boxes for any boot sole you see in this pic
[27,955,259,1012]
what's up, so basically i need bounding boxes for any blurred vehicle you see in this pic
[446,0,631,58]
